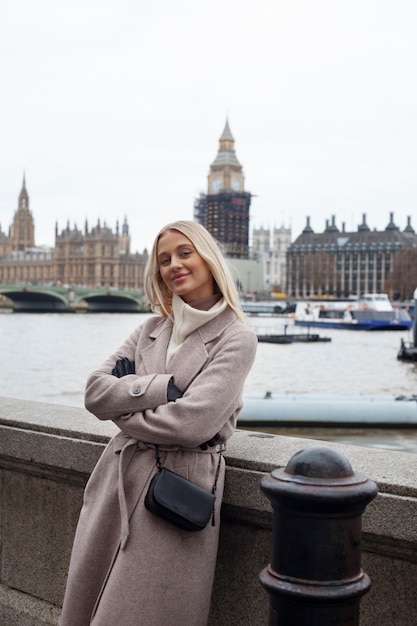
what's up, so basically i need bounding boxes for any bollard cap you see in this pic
[262,446,378,510]
[272,446,369,487]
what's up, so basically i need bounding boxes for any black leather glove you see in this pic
[199,433,220,451]
[167,379,183,402]
[112,357,136,378]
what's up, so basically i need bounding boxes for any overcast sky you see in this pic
[1,0,416,253]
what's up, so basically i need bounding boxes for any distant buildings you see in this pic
[0,177,147,288]
[287,214,417,299]
[2,125,415,299]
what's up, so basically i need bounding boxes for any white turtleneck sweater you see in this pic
[166,293,228,367]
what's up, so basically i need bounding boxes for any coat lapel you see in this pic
[138,317,173,375]
[167,331,209,390]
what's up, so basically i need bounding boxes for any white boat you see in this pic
[294,293,413,331]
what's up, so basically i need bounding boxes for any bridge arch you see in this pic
[79,291,144,312]
[0,285,69,312]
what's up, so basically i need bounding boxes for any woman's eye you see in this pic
[181,250,192,257]
[160,258,170,266]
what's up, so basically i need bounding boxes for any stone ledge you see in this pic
[3,398,417,560]
[2,397,417,498]
[0,425,106,478]
[0,396,118,442]
[229,428,417,498]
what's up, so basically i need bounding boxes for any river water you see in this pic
[2,311,417,453]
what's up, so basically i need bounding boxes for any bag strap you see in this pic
[155,445,222,494]
[212,452,222,495]
[155,445,163,471]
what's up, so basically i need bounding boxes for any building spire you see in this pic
[210,118,242,169]
[18,173,29,211]
[12,174,35,250]
[219,118,234,142]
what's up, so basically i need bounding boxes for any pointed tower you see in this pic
[195,119,252,259]
[119,216,131,255]
[10,175,35,250]
[207,119,245,194]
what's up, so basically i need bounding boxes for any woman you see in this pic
[60,220,257,626]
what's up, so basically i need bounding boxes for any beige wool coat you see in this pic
[60,307,257,626]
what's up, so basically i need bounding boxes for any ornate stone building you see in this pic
[194,120,252,258]
[287,213,417,299]
[0,178,147,288]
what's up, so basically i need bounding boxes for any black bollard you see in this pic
[259,446,378,626]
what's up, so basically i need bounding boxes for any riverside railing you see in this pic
[0,397,416,626]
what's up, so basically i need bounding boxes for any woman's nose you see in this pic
[170,255,182,269]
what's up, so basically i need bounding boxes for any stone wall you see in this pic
[1,397,417,625]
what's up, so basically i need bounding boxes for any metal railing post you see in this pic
[259,446,378,625]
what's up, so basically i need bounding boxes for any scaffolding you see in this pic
[194,191,252,259]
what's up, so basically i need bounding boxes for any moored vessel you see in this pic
[294,294,413,331]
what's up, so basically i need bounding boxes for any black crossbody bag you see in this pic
[145,446,222,532]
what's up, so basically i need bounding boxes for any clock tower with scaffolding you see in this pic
[194,119,252,258]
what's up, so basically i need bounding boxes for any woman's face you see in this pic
[157,230,215,303]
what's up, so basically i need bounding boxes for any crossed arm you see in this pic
[111,357,219,449]
[85,327,257,449]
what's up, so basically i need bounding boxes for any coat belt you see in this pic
[117,437,138,550]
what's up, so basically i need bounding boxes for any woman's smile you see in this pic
[172,272,189,282]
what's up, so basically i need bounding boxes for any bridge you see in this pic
[0,283,148,313]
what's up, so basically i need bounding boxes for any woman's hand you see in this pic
[199,433,220,450]
[112,358,136,377]
[167,379,183,402]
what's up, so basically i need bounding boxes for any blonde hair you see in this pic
[144,220,246,323]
